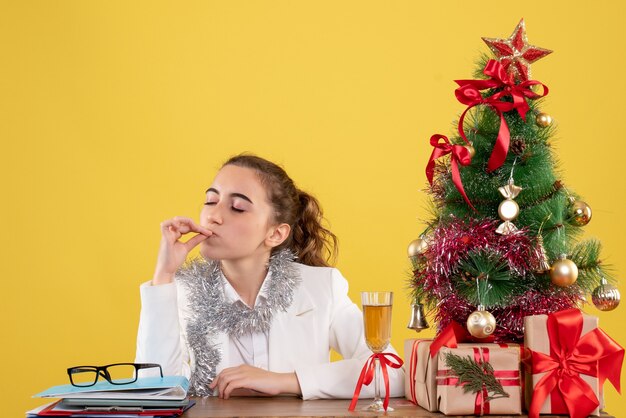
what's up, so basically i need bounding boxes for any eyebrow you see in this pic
[205,188,254,204]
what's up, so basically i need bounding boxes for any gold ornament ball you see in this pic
[498,199,520,221]
[535,112,553,128]
[567,200,592,226]
[407,238,428,257]
[464,144,476,159]
[550,257,578,287]
[466,309,497,339]
[592,280,621,311]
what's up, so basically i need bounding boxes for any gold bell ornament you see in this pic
[550,254,578,287]
[407,298,430,332]
[496,178,522,235]
[592,277,621,311]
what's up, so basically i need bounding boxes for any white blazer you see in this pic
[135,262,405,400]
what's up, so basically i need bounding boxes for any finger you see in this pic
[161,219,183,234]
[172,220,192,234]
[217,371,243,399]
[209,374,219,389]
[183,233,209,251]
[222,378,247,400]
[176,217,212,236]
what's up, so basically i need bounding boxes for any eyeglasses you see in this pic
[67,363,163,387]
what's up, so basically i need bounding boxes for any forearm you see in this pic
[135,281,188,377]
[295,357,404,400]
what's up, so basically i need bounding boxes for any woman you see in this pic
[135,154,404,400]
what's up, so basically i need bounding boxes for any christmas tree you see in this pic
[409,19,621,343]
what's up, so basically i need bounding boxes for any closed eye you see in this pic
[231,207,245,213]
[204,202,216,206]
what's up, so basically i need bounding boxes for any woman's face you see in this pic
[199,164,278,261]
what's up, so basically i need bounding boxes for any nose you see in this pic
[202,204,223,226]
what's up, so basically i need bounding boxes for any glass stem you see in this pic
[374,357,381,403]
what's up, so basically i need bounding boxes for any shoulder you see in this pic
[293,262,349,300]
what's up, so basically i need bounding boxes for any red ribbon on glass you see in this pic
[426,134,475,210]
[455,59,548,173]
[528,309,624,418]
[348,353,404,411]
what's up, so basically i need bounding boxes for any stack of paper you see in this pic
[28,376,194,417]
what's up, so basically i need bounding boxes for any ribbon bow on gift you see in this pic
[455,59,548,173]
[428,321,497,358]
[348,353,404,411]
[529,309,624,418]
[425,134,475,210]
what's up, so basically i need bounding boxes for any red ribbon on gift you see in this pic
[429,321,497,358]
[348,352,404,411]
[408,340,429,406]
[455,59,548,173]
[436,347,520,415]
[426,134,475,210]
[528,309,625,418]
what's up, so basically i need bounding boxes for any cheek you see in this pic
[231,217,268,239]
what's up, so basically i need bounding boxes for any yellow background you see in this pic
[2,1,625,416]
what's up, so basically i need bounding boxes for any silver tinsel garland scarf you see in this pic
[176,249,301,396]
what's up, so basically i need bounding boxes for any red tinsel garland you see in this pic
[413,218,582,342]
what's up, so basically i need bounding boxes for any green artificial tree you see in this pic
[408,19,620,342]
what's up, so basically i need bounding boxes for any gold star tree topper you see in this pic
[482,19,552,82]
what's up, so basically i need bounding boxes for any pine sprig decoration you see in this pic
[442,351,510,402]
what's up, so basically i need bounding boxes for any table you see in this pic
[181,397,614,417]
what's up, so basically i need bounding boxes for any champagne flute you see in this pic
[361,291,393,411]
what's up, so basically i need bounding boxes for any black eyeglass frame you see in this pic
[67,363,163,387]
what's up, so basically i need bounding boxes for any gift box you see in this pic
[436,344,522,415]
[524,309,624,418]
[404,337,523,415]
[404,339,438,412]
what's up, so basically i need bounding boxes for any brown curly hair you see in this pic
[223,154,338,267]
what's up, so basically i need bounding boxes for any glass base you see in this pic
[362,399,393,412]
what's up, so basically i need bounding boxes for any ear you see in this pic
[265,223,291,248]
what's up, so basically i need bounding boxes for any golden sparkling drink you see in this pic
[362,304,392,353]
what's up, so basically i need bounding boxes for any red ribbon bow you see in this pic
[426,134,474,210]
[348,353,404,411]
[429,321,497,358]
[528,309,624,418]
[455,59,548,173]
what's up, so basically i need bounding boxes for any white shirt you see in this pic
[221,273,270,370]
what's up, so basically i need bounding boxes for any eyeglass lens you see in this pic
[70,364,138,386]
[70,367,99,387]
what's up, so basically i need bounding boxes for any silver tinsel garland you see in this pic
[176,249,300,396]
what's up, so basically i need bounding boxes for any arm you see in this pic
[134,280,191,378]
[135,216,211,377]
[295,269,405,400]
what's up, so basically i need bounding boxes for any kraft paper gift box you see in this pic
[436,345,522,415]
[524,310,605,417]
[404,339,438,412]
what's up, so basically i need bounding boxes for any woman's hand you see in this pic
[209,365,302,399]
[152,216,213,285]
